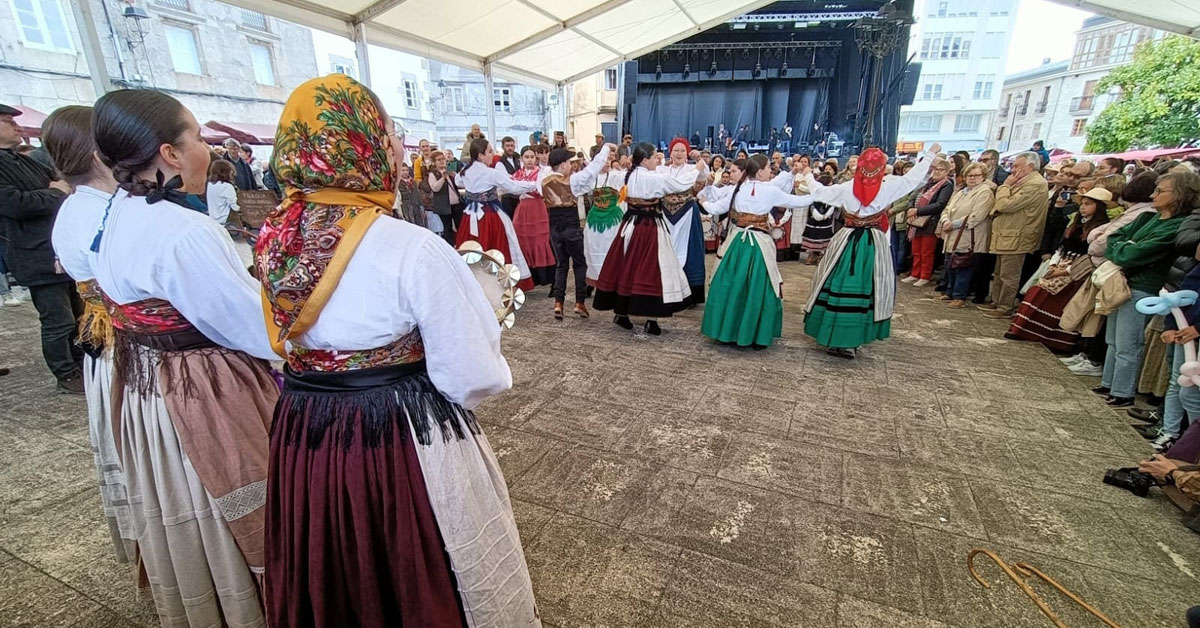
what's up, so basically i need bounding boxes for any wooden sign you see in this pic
[235,189,279,228]
[896,141,925,154]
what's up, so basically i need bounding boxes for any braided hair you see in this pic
[731,154,769,210]
[624,142,657,186]
[92,90,191,197]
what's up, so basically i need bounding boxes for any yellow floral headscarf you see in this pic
[254,74,396,358]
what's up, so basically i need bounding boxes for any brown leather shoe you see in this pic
[948,299,966,308]
[553,300,564,320]
[574,303,589,318]
[982,309,1013,319]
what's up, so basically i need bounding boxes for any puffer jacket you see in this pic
[1166,209,1200,290]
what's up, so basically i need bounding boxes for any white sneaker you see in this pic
[2,293,20,307]
[1059,352,1088,365]
[901,276,917,283]
[1150,432,1178,452]
[1069,361,1103,377]
[913,279,930,287]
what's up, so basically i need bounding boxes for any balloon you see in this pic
[1139,289,1200,387]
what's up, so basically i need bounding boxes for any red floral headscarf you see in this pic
[254,74,396,357]
[852,147,889,207]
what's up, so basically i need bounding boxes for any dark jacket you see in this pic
[910,179,953,236]
[1165,210,1200,290]
[224,155,257,191]
[992,166,1010,187]
[1040,194,1078,257]
[1165,263,1200,332]
[0,147,68,285]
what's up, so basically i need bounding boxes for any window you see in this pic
[937,2,947,17]
[12,0,73,52]
[403,80,418,108]
[445,86,465,113]
[1013,124,1023,140]
[1031,122,1042,139]
[1081,80,1097,97]
[330,61,356,78]
[493,87,511,113]
[164,24,202,75]
[1071,119,1087,136]
[604,68,618,91]
[973,75,994,99]
[953,114,980,133]
[249,43,274,85]
[997,126,1005,141]
[902,114,941,133]
[919,32,972,60]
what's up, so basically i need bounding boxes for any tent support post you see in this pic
[484,63,498,144]
[70,0,113,96]
[353,22,372,87]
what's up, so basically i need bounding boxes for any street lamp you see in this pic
[853,1,914,148]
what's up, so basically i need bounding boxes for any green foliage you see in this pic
[1083,35,1200,153]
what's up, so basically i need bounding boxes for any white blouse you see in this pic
[700,179,813,217]
[457,161,539,196]
[206,180,238,224]
[540,145,609,196]
[622,165,699,199]
[807,152,935,217]
[51,185,111,282]
[593,169,627,191]
[91,190,277,360]
[295,217,510,409]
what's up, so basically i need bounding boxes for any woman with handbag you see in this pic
[1006,188,1113,351]
[936,162,994,307]
[902,158,953,286]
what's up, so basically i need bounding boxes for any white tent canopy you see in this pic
[218,0,779,90]
[1048,0,1200,38]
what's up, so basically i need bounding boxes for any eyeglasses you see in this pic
[1154,186,1174,195]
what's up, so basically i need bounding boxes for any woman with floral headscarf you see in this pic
[255,75,539,628]
[803,143,941,358]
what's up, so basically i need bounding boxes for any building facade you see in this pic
[1,0,317,140]
[428,61,554,155]
[987,16,1165,154]
[566,67,619,150]
[897,0,1018,153]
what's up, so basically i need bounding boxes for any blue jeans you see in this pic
[1163,343,1200,437]
[889,227,909,274]
[944,261,975,299]
[1101,290,1152,398]
[0,241,9,296]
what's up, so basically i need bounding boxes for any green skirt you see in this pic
[702,231,782,347]
[804,229,891,348]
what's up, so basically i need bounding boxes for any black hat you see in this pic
[0,104,21,117]
[548,147,573,168]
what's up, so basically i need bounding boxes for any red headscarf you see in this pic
[852,147,888,207]
[668,137,690,158]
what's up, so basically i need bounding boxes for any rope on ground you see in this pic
[966,547,1125,628]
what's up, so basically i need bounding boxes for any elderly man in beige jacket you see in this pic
[979,151,1049,317]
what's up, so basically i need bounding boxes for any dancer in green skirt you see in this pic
[803,144,941,358]
[698,154,813,348]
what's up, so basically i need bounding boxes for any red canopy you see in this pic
[14,105,48,139]
[200,125,230,144]
[204,121,276,145]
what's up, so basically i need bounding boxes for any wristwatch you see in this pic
[1166,469,1178,485]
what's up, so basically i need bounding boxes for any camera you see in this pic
[1102,467,1157,497]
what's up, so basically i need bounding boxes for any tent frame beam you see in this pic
[1046,0,1200,38]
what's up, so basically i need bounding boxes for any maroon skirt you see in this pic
[266,363,470,628]
[593,207,690,318]
[1007,279,1084,352]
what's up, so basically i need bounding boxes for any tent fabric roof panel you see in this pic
[1048,0,1200,38]
[372,0,559,59]
[496,30,615,79]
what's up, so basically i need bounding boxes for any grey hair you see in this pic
[1014,151,1041,170]
[222,138,239,148]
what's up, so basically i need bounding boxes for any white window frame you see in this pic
[248,42,275,85]
[493,87,511,113]
[445,86,465,113]
[404,80,419,109]
[330,61,356,78]
[937,2,947,17]
[604,68,618,91]
[953,114,979,133]
[11,0,74,53]
[163,23,203,75]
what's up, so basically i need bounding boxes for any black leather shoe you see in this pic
[1091,385,1111,396]
[614,315,633,330]
[1104,396,1134,408]
[644,320,661,335]
[1127,407,1161,423]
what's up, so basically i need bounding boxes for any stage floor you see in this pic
[0,256,1194,627]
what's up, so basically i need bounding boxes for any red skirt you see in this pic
[456,206,533,292]
[1007,280,1084,352]
[593,210,689,318]
[512,197,556,285]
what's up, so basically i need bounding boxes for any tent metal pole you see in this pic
[484,63,498,144]
[353,22,372,87]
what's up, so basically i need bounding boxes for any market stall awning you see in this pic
[1081,147,1200,162]
[216,0,778,88]
[1048,0,1200,39]
[200,125,230,144]
[14,105,48,139]
[204,121,277,145]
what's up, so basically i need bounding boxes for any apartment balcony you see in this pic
[999,105,1009,117]
[240,8,269,31]
[1070,96,1094,113]
[1034,101,1048,114]
[1015,104,1028,116]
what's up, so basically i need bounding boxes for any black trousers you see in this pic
[501,196,518,219]
[548,207,587,302]
[438,204,465,247]
[28,281,83,380]
[970,253,995,302]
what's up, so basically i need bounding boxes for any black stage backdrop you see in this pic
[632,79,830,147]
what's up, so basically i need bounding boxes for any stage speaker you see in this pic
[706,125,714,141]
[623,61,639,103]
[901,62,922,106]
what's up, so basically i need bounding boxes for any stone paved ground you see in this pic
[1,258,1197,627]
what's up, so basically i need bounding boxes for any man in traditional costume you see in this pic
[803,143,940,358]
[542,144,611,319]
